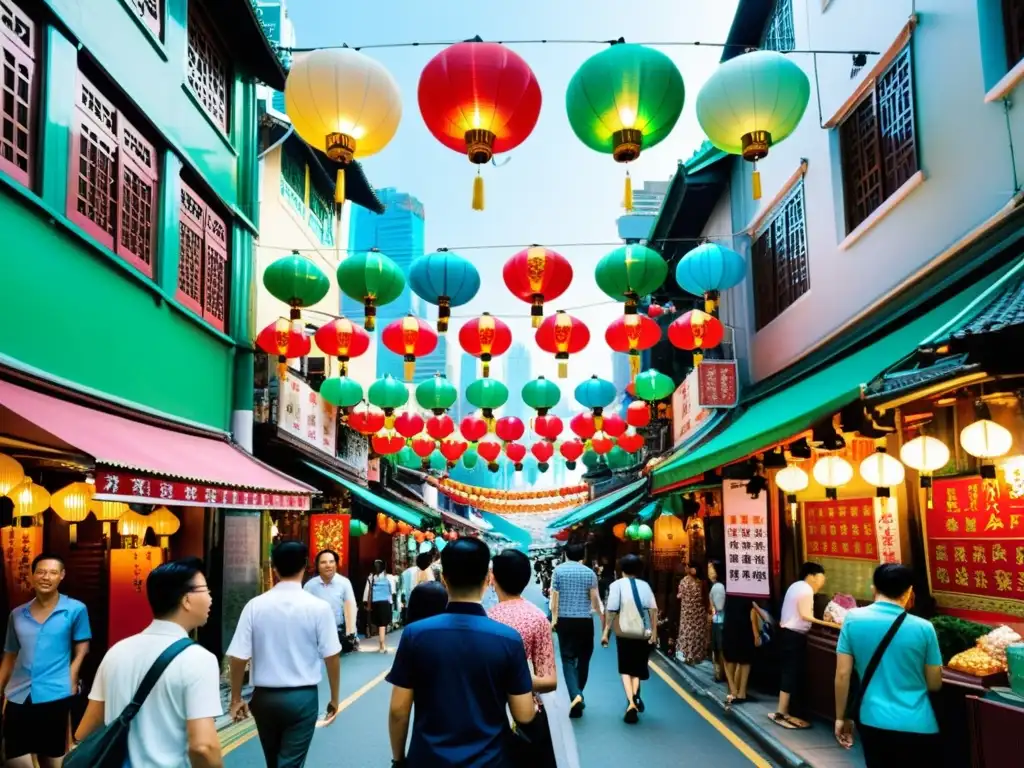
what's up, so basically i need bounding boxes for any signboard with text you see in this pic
[722,480,771,598]
[94,469,310,511]
[697,361,739,408]
[278,375,338,456]
[804,499,878,561]
[672,370,709,446]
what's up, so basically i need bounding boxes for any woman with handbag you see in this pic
[362,560,394,653]
[601,554,658,724]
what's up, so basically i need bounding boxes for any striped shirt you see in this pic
[551,562,598,619]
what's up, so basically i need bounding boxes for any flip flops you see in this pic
[769,712,809,730]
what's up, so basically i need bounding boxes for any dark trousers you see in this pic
[250,685,320,768]
[511,706,557,768]
[556,617,594,702]
[859,724,940,767]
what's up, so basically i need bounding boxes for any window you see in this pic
[279,145,305,214]
[308,183,335,247]
[177,177,228,331]
[1005,0,1024,67]
[0,0,35,187]
[125,0,161,38]
[762,0,796,52]
[68,72,159,276]
[751,183,808,330]
[838,46,917,233]
[187,4,229,132]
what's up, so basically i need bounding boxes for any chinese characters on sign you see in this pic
[277,375,338,456]
[697,361,739,408]
[94,469,310,511]
[926,477,1024,603]
[804,499,878,561]
[671,371,710,446]
[874,498,902,564]
[722,480,770,598]
[2,526,41,608]
[109,546,164,646]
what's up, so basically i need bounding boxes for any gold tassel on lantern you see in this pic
[624,171,633,212]
[693,350,704,366]
[277,356,288,381]
[557,359,568,379]
[751,164,762,201]
[482,359,491,378]
[472,172,485,211]
[629,352,641,380]
[403,356,415,382]
[335,168,346,205]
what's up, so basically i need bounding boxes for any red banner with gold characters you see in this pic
[2,526,42,608]
[926,476,1024,614]
[309,514,350,576]
[804,499,878,561]
[109,547,165,647]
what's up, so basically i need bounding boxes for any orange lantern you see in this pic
[257,318,311,381]
[613,522,628,541]
[396,521,413,536]
[652,513,688,569]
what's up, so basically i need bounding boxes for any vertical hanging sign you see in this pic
[874,498,902,564]
[722,480,770,597]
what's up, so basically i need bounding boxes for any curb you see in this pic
[655,651,810,768]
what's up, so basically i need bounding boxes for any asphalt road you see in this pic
[222,585,774,767]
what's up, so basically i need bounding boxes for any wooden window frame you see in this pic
[751,182,809,331]
[176,177,228,332]
[186,3,230,133]
[0,0,36,188]
[1005,0,1024,68]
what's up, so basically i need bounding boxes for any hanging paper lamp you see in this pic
[372,433,406,456]
[960,419,1013,459]
[396,445,421,470]
[466,378,509,428]
[149,506,181,549]
[8,480,49,517]
[51,482,94,544]
[675,243,747,314]
[696,50,810,200]
[409,250,481,332]
[285,48,402,204]
[411,434,437,466]
[668,310,725,365]
[89,500,128,539]
[336,249,406,331]
[634,369,675,402]
[257,318,311,381]
[428,450,448,473]
[0,453,25,496]
[775,464,809,518]
[263,251,330,335]
[636,523,654,541]
[626,401,651,428]
[320,376,364,413]
[534,414,564,441]
[459,313,512,378]
[900,435,950,508]
[522,376,562,415]
[617,431,645,453]
[460,415,488,443]
[625,521,641,540]
[595,243,668,314]
[426,415,456,441]
[531,441,555,471]
[605,314,661,380]
[505,442,527,471]
[440,437,469,467]
[812,455,854,500]
[394,411,425,440]
[367,374,410,428]
[462,447,480,470]
[477,437,503,471]
[566,42,684,209]
[118,509,150,539]
[560,439,585,469]
[570,412,597,440]
[415,374,459,415]
[418,40,542,210]
[613,522,628,541]
[606,445,634,470]
[535,311,590,379]
[349,518,370,537]
[647,303,664,319]
[581,449,602,471]
[601,414,627,437]
[314,318,370,376]
[503,247,573,328]
[378,514,398,535]
[382,315,438,382]
[591,433,614,455]
[495,416,526,444]
[348,402,386,435]
[574,376,617,430]
[860,448,906,494]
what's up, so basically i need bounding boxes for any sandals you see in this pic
[769,712,809,730]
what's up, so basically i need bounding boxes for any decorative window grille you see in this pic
[68,72,158,277]
[762,0,796,52]
[309,183,335,247]
[0,0,35,187]
[751,181,809,330]
[1004,0,1024,67]
[125,0,161,38]
[187,4,229,131]
[279,146,305,213]
[839,46,917,233]
[177,177,228,331]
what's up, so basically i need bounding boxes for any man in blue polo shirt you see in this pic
[0,552,91,767]
[387,537,536,768]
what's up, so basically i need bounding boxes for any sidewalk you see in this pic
[658,653,864,768]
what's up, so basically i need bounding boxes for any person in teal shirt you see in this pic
[834,563,942,766]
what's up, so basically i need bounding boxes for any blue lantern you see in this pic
[674,243,746,313]
[574,375,617,431]
[409,250,481,333]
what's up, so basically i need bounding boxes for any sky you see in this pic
[285,0,739,383]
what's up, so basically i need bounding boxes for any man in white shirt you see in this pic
[74,557,223,768]
[304,549,358,652]
[772,561,827,730]
[227,540,341,767]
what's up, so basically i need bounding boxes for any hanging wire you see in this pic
[303,298,627,323]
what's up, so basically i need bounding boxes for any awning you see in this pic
[301,461,429,528]
[0,380,313,510]
[549,478,648,530]
[475,510,533,550]
[594,497,652,526]
[651,262,1013,493]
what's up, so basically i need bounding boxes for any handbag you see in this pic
[616,578,651,640]
[753,605,774,647]
[848,611,908,724]
[64,638,194,768]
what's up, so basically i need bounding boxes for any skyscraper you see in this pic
[457,351,478,421]
[254,2,295,114]
[616,180,671,242]
[503,342,532,423]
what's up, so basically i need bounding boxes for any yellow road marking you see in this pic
[221,669,392,756]
[649,660,772,768]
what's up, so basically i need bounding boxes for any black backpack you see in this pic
[65,637,194,768]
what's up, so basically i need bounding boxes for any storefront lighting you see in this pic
[899,435,950,508]
[117,510,150,542]
[812,455,853,500]
[859,448,906,496]
[149,507,181,549]
[775,465,809,521]
[0,453,25,496]
[51,482,95,544]
[8,480,50,518]
[960,419,1013,460]
[90,500,128,540]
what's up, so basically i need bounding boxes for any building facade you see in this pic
[617,179,671,242]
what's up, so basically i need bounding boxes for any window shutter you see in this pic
[752,235,775,332]
[876,48,917,198]
[203,207,228,332]
[0,2,35,187]
[839,96,883,233]
[68,73,118,250]
[116,118,158,276]
[176,180,206,316]
[187,7,229,131]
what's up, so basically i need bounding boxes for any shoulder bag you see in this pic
[847,611,908,724]
[616,578,652,640]
[65,637,194,768]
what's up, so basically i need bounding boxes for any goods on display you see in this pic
[823,594,857,626]
[978,626,1022,667]
[948,647,1004,677]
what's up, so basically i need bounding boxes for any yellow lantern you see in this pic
[8,480,49,518]
[900,436,950,508]
[0,453,25,496]
[51,482,94,543]
[652,513,688,569]
[117,510,149,541]
[285,48,402,205]
[149,506,180,549]
[90,500,128,540]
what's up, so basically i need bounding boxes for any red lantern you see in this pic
[256,318,311,381]
[418,41,541,210]
[444,529,460,542]
[626,400,651,428]
[570,412,596,440]
[495,416,525,443]
[440,437,468,466]
[534,414,564,441]
[477,438,502,468]
[531,441,555,465]
[617,431,645,454]
[460,415,488,443]
[458,313,512,378]
[505,442,527,470]
[560,439,585,467]
[601,413,627,438]
[668,310,725,365]
[503,247,574,328]
[314,318,370,375]
[382,314,439,381]
[348,403,385,435]
[553,529,570,542]
[411,434,436,460]
[371,433,405,455]
[605,314,661,380]
[625,381,637,398]
[647,303,664,318]
[424,531,436,542]
[426,414,456,441]
[535,311,590,379]
[591,433,614,455]
[394,411,425,439]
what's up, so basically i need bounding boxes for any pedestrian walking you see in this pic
[405,581,448,624]
[707,560,727,681]
[833,563,942,766]
[771,562,828,730]
[0,553,91,768]
[227,540,341,768]
[549,543,603,718]
[363,559,395,653]
[304,549,358,653]
[387,537,535,768]
[601,554,658,724]
[73,557,222,768]
[675,562,708,665]
[722,594,760,705]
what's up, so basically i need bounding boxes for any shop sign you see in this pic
[722,480,770,598]
[109,546,164,647]
[804,499,879,561]
[875,498,902,564]
[671,369,709,446]
[2,526,41,608]
[337,427,369,480]
[309,514,351,576]
[277,375,338,456]
[367,458,381,483]
[697,361,739,408]
[94,469,311,511]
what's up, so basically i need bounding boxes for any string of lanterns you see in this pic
[435,478,588,499]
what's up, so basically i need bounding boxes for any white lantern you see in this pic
[900,436,950,473]
[775,465,810,493]
[860,450,906,489]
[812,455,854,500]
[960,419,1013,460]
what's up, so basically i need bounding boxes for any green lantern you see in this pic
[336,248,406,331]
[416,374,458,415]
[367,374,409,425]
[636,523,653,541]
[263,250,331,331]
[605,446,634,471]
[462,447,480,470]
[320,376,363,409]
[428,450,448,472]
[625,521,641,540]
[581,450,601,470]
[521,376,561,415]
[566,43,684,210]
[634,369,674,402]
[349,518,369,537]
[696,50,810,200]
[465,378,509,426]
[594,244,668,314]
[397,445,420,470]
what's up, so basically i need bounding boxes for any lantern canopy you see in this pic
[336,249,406,331]
[668,310,725,365]
[459,313,513,378]
[256,318,311,381]
[675,243,747,314]
[503,247,573,328]
[416,374,459,415]
[633,369,675,402]
[381,315,439,382]
[594,244,668,313]
[465,378,509,426]
[367,374,410,420]
[535,311,590,378]
[522,376,562,415]
[314,318,370,375]
[409,250,481,332]
[320,376,364,410]
[696,50,810,199]
[605,314,661,379]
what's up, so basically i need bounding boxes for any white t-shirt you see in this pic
[88,620,222,768]
[780,580,814,633]
[606,577,657,614]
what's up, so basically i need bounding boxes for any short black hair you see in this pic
[708,559,725,584]
[31,553,65,573]
[873,563,914,599]
[492,549,531,596]
[271,540,309,578]
[620,553,643,576]
[799,562,826,580]
[565,543,585,562]
[415,551,434,571]
[440,538,490,593]
[315,550,339,567]
[406,581,448,624]
[373,559,386,575]
[147,557,205,618]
